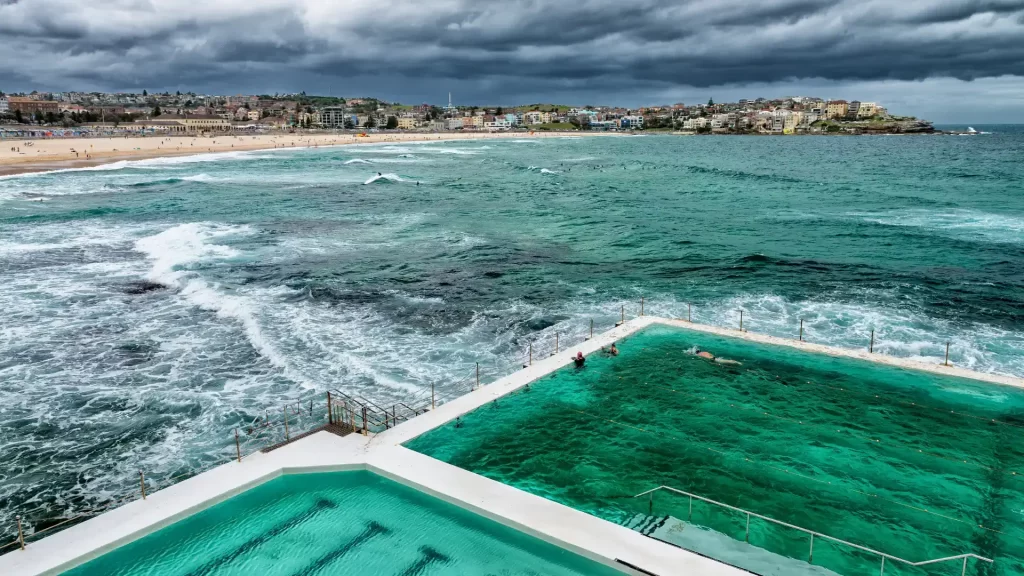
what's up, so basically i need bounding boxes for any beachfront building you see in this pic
[620,115,644,129]
[318,107,348,128]
[484,118,511,131]
[134,115,230,133]
[826,100,848,118]
[397,117,416,130]
[0,97,7,113]
[445,117,464,130]
[7,97,59,115]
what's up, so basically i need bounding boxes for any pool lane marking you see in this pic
[635,380,1023,481]
[292,521,391,576]
[395,545,453,576]
[564,407,1008,537]
[186,499,339,576]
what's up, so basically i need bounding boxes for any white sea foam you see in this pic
[343,158,372,164]
[363,173,405,185]
[853,208,1024,244]
[539,168,560,174]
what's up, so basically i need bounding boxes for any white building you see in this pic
[485,119,511,131]
[445,117,464,130]
[318,107,349,128]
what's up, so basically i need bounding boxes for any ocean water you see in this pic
[1,128,1023,541]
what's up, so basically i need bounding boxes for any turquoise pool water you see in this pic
[406,324,1024,576]
[62,471,623,576]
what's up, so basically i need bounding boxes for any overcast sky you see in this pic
[1,0,1023,123]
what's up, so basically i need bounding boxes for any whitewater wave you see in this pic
[539,168,560,174]
[364,173,405,185]
[133,223,313,385]
[853,208,1024,244]
[343,158,372,165]
[0,151,275,181]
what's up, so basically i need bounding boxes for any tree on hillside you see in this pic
[14,109,24,123]
[386,116,398,129]
[344,118,355,129]
[708,97,714,106]
[152,105,162,116]
[496,106,503,115]
[365,116,377,128]
[142,89,148,96]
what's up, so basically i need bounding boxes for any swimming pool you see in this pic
[61,471,625,576]
[405,324,1023,575]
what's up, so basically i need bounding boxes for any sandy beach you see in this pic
[0,131,610,176]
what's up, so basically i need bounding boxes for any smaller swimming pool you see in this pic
[62,471,624,576]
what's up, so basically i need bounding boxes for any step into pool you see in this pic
[62,471,624,576]
[406,323,1021,575]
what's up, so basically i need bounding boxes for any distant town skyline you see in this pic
[2,1,1023,124]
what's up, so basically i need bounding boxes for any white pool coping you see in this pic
[5,315,1021,576]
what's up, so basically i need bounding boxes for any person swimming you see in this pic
[693,347,741,365]
[602,343,619,356]
[573,351,586,368]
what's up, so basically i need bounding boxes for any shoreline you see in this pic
[0,131,615,177]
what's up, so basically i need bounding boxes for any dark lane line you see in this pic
[396,546,453,576]
[186,499,337,576]
[292,521,391,576]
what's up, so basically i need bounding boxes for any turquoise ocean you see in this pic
[0,127,1022,540]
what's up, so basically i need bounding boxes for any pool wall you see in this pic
[4,315,1021,576]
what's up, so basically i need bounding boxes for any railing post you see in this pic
[745,513,750,542]
[283,407,290,440]
[431,383,436,410]
[688,303,691,322]
[739,310,744,331]
[961,557,967,576]
[799,319,804,341]
[808,534,814,563]
[621,305,625,324]
[235,428,241,462]
[870,329,875,353]
[139,470,147,500]
[641,296,644,316]
[649,492,653,515]
[362,406,368,436]
[555,333,559,354]
[880,557,885,576]
[529,343,532,366]
[590,318,594,338]
[327,391,333,424]
[476,362,480,389]
[17,515,25,550]
[945,342,950,366]
[688,495,692,520]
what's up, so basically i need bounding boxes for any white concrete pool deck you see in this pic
[5,315,1022,576]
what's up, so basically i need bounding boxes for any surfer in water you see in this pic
[573,351,586,368]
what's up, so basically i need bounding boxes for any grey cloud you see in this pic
[0,0,1022,105]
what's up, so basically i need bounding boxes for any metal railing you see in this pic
[633,485,993,576]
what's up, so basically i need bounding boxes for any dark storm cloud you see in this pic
[1,0,1022,99]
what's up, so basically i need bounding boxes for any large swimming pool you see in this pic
[406,324,1023,576]
[62,471,624,576]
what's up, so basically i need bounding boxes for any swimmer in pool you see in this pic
[573,351,586,368]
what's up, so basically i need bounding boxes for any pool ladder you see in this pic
[633,485,993,576]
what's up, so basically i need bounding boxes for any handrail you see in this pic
[633,485,992,574]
